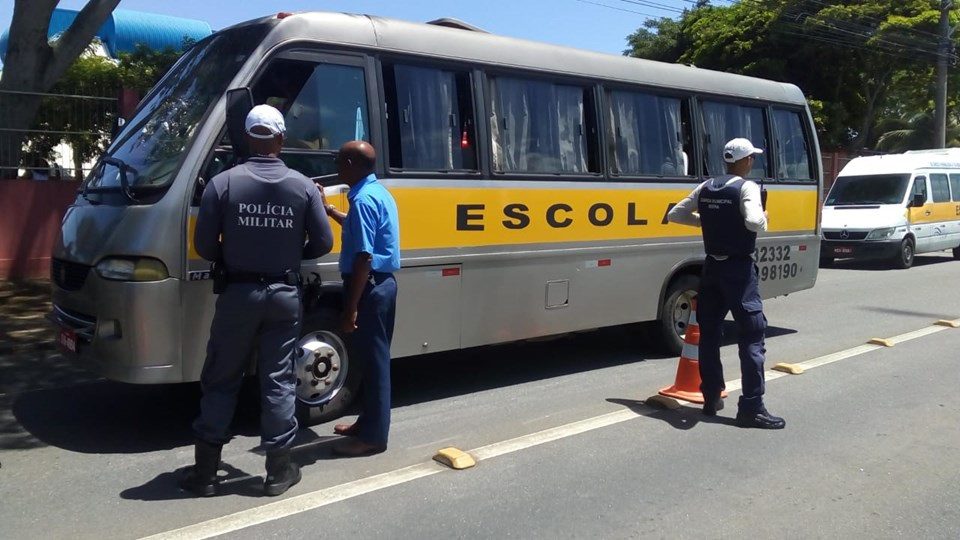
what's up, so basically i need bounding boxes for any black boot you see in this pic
[736,406,786,429]
[178,440,222,497]
[702,395,725,417]
[264,447,301,497]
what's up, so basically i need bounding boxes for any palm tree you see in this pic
[875,111,960,152]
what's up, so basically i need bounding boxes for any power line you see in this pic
[575,0,663,19]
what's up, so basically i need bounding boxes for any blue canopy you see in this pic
[0,8,212,62]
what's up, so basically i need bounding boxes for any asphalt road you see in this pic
[1,254,959,539]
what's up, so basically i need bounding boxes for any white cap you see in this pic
[723,138,764,163]
[245,104,286,139]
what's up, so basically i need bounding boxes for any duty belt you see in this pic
[227,270,302,286]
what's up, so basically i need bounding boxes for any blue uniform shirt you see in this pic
[339,174,401,274]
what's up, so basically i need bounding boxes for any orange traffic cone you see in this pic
[658,298,726,404]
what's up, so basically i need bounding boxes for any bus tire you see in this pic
[294,311,364,426]
[656,273,700,356]
[819,257,834,267]
[893,237,915,269]
[953,246,960,259]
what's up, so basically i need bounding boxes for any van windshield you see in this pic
[824,174,911,206]
[82,22,271,202]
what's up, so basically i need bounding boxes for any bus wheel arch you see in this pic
[653,268,701,355]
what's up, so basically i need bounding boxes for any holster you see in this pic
[211,262,227,294]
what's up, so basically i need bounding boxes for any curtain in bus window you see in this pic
[394,65,459,170]
[773,109,812,181]
[702,102,767,178]
[491,77,587,174]
[608,91,683,176]
[283,64,368,151]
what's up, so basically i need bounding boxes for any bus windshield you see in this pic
[824,174,911,206]
[82,23,271,199]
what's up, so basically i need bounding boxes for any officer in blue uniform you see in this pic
[667,138,785,429]
[180,105,334,496]
[321,141,401,456]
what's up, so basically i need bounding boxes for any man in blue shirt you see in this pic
[322,140,400,456]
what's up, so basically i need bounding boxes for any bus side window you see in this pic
[772,108,814,182]
[911,176,928,204]
[931,173,950,202]
[251,58,369,180]
[488,75,599,175]
[605,89,692,178]
[700,100,770,180]
[950,173,960,201]
[382,63,478,172]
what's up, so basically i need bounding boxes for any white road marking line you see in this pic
[140,318,958,540]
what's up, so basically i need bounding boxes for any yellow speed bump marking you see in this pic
[868,338,895,347]
[935,319,960,328]
[433,447,476,470]
[644,394,681,410]
[772,363,804,375]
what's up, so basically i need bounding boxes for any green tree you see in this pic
[0,0,121,178]
[623,0,959,152]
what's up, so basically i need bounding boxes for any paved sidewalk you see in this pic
[0,280,54,354]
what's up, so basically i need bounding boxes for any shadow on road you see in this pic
[5,322,796,454]
[121,462,263,501]
[606,398,739,429]
[8,381,260,454]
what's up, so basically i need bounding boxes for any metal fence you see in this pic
[0,89,118,181]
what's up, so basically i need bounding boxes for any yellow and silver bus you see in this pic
[50,12,821,422]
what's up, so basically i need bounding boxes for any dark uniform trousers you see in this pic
[346,272,397,447]
[697,256,767,412]
[193,283,301,450]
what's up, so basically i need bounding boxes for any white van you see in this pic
[821,149,960,268]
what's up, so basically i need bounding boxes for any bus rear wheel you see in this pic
[655,274,700,356]
[294,313,363,426]
[953,245,960,259]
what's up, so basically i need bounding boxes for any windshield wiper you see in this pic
[101,157,139,203]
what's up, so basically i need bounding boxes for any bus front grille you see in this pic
[51,259,91,291]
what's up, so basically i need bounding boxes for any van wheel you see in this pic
[655,274,700,356]
[893,238,915,269]
[295,312,363,426]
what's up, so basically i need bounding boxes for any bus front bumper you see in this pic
[49,272,183,384]
[820,239,901,261]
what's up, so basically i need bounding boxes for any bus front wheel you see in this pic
[892,238,915,269]
[294,312,364,426]
[655,274,700,356]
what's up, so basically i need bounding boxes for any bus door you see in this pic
[181,51,375,380]
[907,175,933,252]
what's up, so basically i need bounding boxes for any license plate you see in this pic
[833,246,853,255]
[58,327,77,354]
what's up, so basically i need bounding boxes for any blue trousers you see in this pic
[346,272,397,447]
[193,283,301,450]
[696,257,767,413]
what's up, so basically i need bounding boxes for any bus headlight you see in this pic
[865,227,896,240]
[96,257,169,281]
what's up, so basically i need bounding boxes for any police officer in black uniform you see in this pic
[179,104,334,496]
[667,138,785,429]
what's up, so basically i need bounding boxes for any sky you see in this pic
[0,0,695,67]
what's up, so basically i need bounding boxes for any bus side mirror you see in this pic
[911,193,925,207]
[225,87,254,160]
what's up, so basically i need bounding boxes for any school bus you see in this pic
[49,12,821,422]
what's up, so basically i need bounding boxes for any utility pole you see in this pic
[934,0,954,148]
